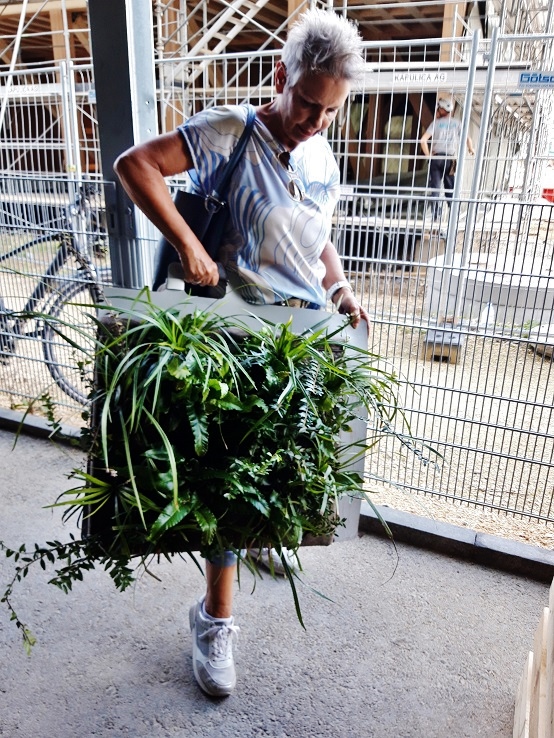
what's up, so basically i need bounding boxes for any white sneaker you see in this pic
[248,547,299,576]
[189,597,240,697]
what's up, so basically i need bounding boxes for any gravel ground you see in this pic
[369,481,554,550]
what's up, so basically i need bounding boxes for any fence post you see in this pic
[59,60,81,182]
[453,27,500,323]
[436,29,479,325]
[88,0,159,288]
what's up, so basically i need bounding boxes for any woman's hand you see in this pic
[179,240,220,286]
[319,243,370,330]
[333,287,370,330]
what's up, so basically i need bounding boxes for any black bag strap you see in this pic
[204,104,256,213]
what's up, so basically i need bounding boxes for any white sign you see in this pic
[393,71,448,84]
[518,71,554,88]
[0,82,62,99]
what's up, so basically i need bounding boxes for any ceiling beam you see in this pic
[0,1,86,15]
[287,0,304,29]
[71,12,90,54]
[0,37,13,64]
[0,0,88,17]
[49,8,67,62]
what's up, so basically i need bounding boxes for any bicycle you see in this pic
[0,182,111,405]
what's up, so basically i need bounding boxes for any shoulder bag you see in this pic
[152,105,257,297]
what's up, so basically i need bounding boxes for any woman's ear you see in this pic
[275,61,288,93]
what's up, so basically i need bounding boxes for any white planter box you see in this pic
[103,287,370,543]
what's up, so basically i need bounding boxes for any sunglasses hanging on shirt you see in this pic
[275,150,306,202]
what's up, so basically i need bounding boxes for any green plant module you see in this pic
[1,292,437,649]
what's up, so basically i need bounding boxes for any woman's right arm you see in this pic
[114,132,220,286]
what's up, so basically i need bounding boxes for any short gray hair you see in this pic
[281,9,364,88]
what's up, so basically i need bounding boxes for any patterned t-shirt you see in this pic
[178,104,340,306]
[425,116,462,157]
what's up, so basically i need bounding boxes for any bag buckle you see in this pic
[205,194,225,213]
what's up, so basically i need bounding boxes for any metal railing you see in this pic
[0,62,100,180]
[333,190,554,521]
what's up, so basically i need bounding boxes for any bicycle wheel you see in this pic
[42,279,102,405]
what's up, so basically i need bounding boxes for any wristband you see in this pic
[327,280,352,301]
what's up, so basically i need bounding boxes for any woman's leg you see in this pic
[205,559,236,618]
[190,552,239,697]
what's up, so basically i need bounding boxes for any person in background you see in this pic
[420,96,475,223]
[114,8,368,698]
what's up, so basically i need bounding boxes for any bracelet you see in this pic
[327,280,352,301]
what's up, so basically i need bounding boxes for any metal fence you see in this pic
[1,31,554,524]
[0,62,100,180]
[335,191,554,522]
[0,175,111,422]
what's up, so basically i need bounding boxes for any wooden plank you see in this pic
[0,1,86,15]
[546,581,554,738]
[71,13,90,55]
[49,9,66,63]
[287,0,304,28]
[529,608,549,738]
[0,37,13,65]
[514,651,534,738]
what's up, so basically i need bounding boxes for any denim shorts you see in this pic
[208,550,238,567]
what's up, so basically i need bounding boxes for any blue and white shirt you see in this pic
[178,104,340,306]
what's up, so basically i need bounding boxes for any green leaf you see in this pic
[149,500,193,540]
[193,507,218,539]
[143,407,179,508]
[186,401,209,457]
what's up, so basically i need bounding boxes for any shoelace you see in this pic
[200,623,240,662]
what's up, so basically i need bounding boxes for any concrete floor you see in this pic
[0,428,550,738]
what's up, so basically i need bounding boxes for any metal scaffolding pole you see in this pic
[454,27,500,322]
[0,0,29,134]
[88,0,158,288]
[437,29,480,325]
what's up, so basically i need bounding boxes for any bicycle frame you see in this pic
[0,233,70,326]
[0,193,104,340]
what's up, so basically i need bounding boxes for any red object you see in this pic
[542,188,554,203]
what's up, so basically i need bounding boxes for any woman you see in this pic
[114,8,368,698]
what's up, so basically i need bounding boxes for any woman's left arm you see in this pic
[320,241,370,329]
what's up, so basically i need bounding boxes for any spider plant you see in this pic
[75,297,407,555]
[1,291,438,648]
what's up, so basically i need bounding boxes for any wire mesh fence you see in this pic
[334,190,554,523]
[0,175,111,423]
[0,62,100,180]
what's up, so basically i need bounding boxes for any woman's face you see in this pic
[274,62,351,149]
